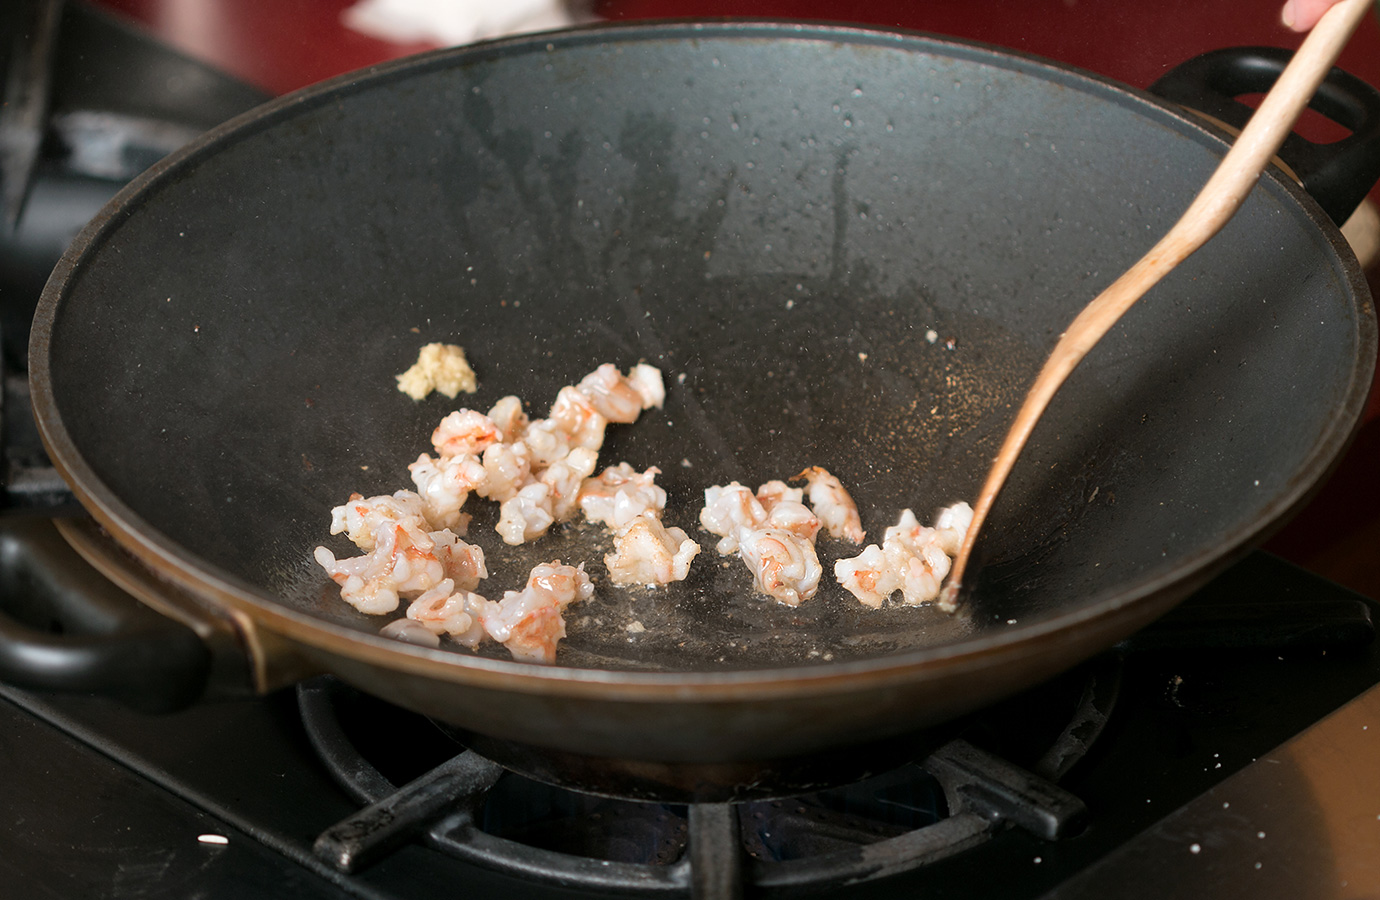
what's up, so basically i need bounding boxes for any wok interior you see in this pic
[46,27,1365,673]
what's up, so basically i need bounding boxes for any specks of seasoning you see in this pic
[858,352,867,362]
[1189,844,1202,854]
[925,329,938,344]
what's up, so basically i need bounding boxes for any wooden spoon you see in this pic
[940,0,1372,612]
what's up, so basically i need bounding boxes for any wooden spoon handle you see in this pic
[941,0,1372,611]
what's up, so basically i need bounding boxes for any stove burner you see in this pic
[298,660,1113,897]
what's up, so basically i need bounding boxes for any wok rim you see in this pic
[28,19,1379,701]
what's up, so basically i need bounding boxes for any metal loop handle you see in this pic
[0,518,209,711]
[1150,46,1380,226]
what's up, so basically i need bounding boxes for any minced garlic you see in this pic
[396,343,477,400]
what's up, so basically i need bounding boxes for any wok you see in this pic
[21,23,1380,773]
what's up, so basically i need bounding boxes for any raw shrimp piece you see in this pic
[540,446,600,522]
[699,482,768,555]
[755,480,804,511]
[880,511,954,605]
[477,562,593,663]
[329,490,430,552]
[605,514,701,586]
[933,501,974,556]
[834,544,901,609]
[477,440,532,502]
[576,363,647,424]
[482,594,567,663]
[430,529,488,591]
[315,545,401,614]
[796,466,865,544]
[431,409,501,458]
[737,528,822,607]
[626,363,666,410]
[379,617,441,648]
[314,518,446,615]
[524,561,597,608]
[579,463,667,530]
[897,544,951,606]
[405,579,489,647]
[496,482,556,545]
[766,499,822,544]
[549,385,609,450]
[834,509,955,608]
[487,395,529,442]
[408,452,486,530]
[520,418,574,469]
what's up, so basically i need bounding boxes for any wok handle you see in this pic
[1149,46,1380,226]
[0,518,210,711]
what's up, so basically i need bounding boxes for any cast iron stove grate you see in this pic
[298,658,1113,898]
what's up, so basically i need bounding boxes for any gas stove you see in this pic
[2,535,1377,899]
[3,3,1380,899]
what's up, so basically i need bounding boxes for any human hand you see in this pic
[1281,0,1348,31]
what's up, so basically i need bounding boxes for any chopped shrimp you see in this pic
[477,440,531,502]
[549,385,608,450]
[540,446,599,522]
[699,482,767,555]
[329,491,430,552]
[314,519,449,614]
[524,560,597,607]
[408,452,486,530]
[579,463,667,530]
[576,363,647,424]
[626,363,666,410]
[520,418,574,468]
[834,508,957,608]
[430,529,488,591]
[737,528,822,607]
[605,514,701,586]
[882,510,954,606]
[476,562,593,663]
[404,579,489,646]
[833,544,898,609]
[796,466,865,543]
[496,482,556,545]
[933,501,974,556]
[755,480,803,511]
[766,499,822,544]
[484,597,567,664]
[431,409,501,458]
[487,395,529,442]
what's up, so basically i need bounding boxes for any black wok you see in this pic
[24,23,1379,772]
